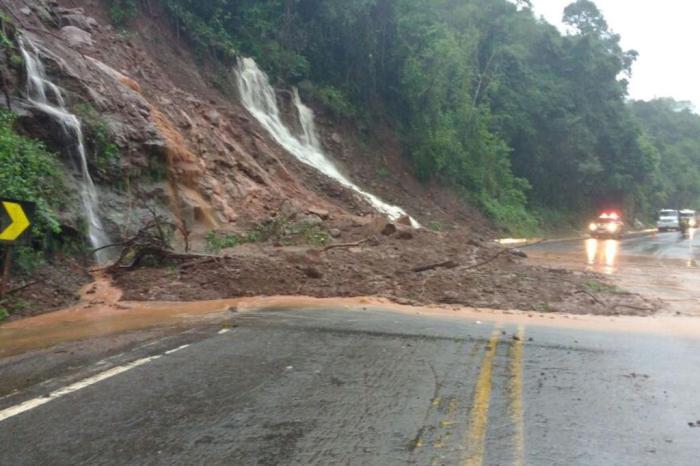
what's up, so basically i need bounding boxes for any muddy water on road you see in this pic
[4,285,700,360]
[526,232,700,316]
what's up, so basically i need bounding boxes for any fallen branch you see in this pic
[575,289,606,306]
[413,260,458,273]
[614,304,656,313]
[177,256,220,270]
[2,280,37,296]
[321,238,371,252]
[460,248,510,271]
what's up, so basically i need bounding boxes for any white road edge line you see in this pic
[164,344,191,355]
[0,343,192,423]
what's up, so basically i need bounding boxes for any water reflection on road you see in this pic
[585,238,619,274]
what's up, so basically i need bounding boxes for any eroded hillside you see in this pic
[0,0,659,318]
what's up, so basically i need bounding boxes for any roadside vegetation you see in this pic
[102,0,700,234]
[0,110,65,245]
[121,0,700,234]
[206,216,331,253]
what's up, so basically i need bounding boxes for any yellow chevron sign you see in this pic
[0,200,32,242]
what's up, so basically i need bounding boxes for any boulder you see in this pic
[396,229,414,240]
[396,215,413,226]
[302,266,323,279]
[62,13,99,31]
[297,214,323,227]
[60,26,93,48]
[381,222,397,236]
[329,228,342,238]
[204,109,221,127]
[307,207,330,220]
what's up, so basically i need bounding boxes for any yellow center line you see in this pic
[464,329,501,466]
[509,326,526,466]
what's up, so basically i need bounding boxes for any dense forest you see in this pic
[116,0,697,231]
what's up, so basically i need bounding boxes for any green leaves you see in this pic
[161,0,692,231]
[0,110,65,238]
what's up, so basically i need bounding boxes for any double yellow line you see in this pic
[464,326,526,466]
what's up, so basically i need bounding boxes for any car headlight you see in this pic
[606,223,619,233]
[589,223,597,231]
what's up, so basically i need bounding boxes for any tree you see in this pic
[563,0,609,36]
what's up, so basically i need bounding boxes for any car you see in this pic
[589,212,624,239]
[679,209,697,228]
[656,209,680,231]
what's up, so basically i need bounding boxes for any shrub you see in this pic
[0,110,65,240]
[108,0,138,25]
[205,231,240,253]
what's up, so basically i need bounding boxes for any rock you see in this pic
[308,207,330,220]
[279,200,300,219]
[20,7,31,15]
[396,215,412,226]
[298,214,323,227]
[511,249,528,258]
[381,223,397,236]
[179,110,193,129]
[60,26,93,48]
[204,109,221,127]
[396,229,414,240]
[302,266,323,279]
[440,291,461,304]
[329,228,342,238]
[331,132,342,144]
[62,13,99,31]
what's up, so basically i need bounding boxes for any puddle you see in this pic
[3,277,700,359]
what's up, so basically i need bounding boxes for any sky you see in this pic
[532,0,700,109]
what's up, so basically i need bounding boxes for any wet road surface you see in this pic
[525,230,700,315]
[2,307,700,465]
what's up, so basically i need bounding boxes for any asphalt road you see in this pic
[2,306,700,465]
[525,230,699,271]
[524,230,700,316]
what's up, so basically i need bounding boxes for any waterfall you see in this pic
[19,37,111,263]
[234,57,418,226]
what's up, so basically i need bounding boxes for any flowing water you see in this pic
[234,57,417,226]
[19,37,111,263]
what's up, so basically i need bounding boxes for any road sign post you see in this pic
[0,199,34,297]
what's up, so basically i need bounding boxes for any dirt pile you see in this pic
[112,215,660,316]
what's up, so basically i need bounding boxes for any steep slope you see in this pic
[0,0,657,319]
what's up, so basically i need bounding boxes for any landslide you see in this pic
[0,0,660,318]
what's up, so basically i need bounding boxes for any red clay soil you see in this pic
[112,221,661,316]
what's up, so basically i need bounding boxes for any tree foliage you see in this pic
[159,0,695,230]
[0,110,65,238]
[630,99,700,209]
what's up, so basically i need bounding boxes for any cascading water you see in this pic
[19,37,111,263]
[234,57,418,226]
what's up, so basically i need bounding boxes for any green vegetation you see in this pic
[206,216,331,253]
[108,0,138,25]
[205,231,241,253]
[157,0,697,232]
[0,110,65,240]
[585,280,622,294]
[428,221,443,232]
[73,103,121,178]
[629,99,700,209]
[0,306,8,322]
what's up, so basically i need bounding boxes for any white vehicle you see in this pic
[657,209,680,231]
